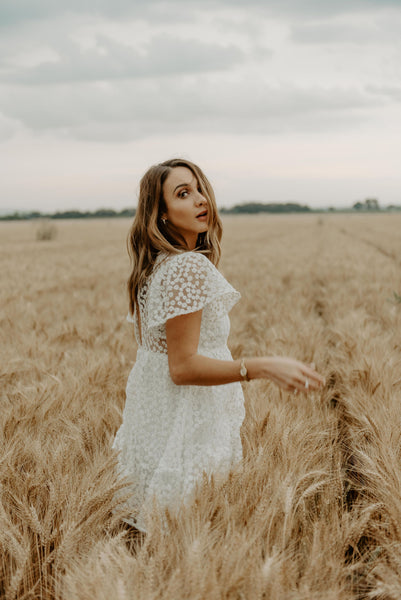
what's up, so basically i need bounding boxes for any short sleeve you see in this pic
[147,252,240,331]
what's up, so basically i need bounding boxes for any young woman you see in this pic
[113,158,325,533]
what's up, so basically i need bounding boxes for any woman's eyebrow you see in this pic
[173,174,198,193]
[173,182,190,193]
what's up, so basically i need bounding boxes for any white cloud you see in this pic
[0,112,19,140]
[366,84,401,102]
[1,34,246,84]
[1,0,400,26]
[0,76,383,141]
[291,11,401,44]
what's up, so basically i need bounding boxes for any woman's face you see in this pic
[162,166,209,250]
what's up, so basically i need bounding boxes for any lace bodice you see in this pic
[130,251,241,354]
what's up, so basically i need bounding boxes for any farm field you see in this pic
[1,213,401,599]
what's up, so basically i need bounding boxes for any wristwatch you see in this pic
[240,358,250,381]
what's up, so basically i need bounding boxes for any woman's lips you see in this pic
[196,211,208,221]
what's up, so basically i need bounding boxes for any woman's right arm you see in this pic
[165,309,325,392]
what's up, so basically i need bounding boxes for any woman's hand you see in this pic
[248,356,325,394]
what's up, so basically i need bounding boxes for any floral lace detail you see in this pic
[133,251,240,354]
[114,251,245,531]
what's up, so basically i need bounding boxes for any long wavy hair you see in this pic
[127,158,223,319]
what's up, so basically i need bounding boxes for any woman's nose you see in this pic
[195,192,207,205]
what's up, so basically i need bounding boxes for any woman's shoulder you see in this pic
[146,250,240,328]
[155,250,213,274]
[148,251,222,294]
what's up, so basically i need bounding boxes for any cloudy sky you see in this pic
[0,0,400,212]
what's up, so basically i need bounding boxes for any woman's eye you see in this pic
[179,190,188,198]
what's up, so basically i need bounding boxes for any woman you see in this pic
[113,158,325,533]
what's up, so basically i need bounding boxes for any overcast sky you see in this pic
[0,0,400,212]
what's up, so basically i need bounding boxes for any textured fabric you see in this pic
[113,251,245,531]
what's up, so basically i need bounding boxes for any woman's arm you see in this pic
[165,310,325,392]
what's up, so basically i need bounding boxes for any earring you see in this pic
[162,218,167,225]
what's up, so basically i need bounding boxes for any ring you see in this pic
[304,377,309,390]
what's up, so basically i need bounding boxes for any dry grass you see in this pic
[1,213,401,599]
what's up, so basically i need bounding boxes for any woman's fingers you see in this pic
[267,356,326,393]
[292,365,325,394]
[300,363,326,386]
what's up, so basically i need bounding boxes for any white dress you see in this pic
[112,251,245,531]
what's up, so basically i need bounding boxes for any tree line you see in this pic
[0,208,136,221]
[1,198,400,221]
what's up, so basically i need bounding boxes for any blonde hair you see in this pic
[127,158,223,317]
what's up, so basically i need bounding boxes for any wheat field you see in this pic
[1,213,401,599]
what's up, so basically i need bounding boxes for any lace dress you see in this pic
[112,251,245,532]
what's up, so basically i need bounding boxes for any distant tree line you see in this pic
[1,198,401,221]
[220,202,311,214]
[0,207,136,221]
[351,198,401,212]
[352,198,380,211]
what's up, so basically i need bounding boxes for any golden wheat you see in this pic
[1,213,401,599]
